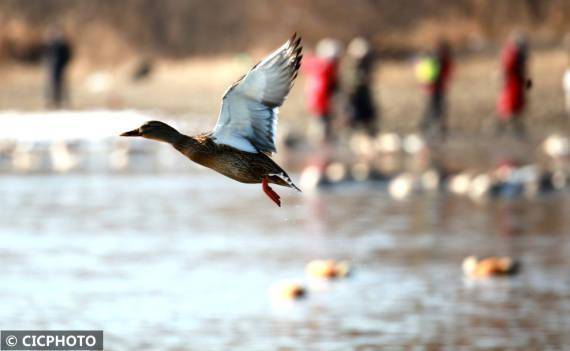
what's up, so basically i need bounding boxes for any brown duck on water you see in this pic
[121,34,303,206]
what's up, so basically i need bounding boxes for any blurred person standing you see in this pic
[416,39,453,138]
[563,33,570,117]
[45,28,73,108]
[563,61,570,115]
[496,33,530,137]
[342,37,378,135]
[303,38,342,143]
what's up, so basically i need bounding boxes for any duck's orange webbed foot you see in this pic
[262,177,281,207]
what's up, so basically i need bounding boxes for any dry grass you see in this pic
[1,0,569,65]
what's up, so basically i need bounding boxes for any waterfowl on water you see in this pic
[462,256,520,278]
[121,34,303,206]
[305,259,351,280]
[269,280,307,300]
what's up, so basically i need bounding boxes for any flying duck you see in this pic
[121,34,303,206]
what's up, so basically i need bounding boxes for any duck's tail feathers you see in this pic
[270,172,302,192]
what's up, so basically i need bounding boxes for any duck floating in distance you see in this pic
[121,34,303,206]
[462,256,520,278]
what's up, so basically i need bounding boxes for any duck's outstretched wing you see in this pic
[212,33,302,153]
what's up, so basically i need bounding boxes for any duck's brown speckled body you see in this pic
[174,133,294,187]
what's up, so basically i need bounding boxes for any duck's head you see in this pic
[120,121,180,143]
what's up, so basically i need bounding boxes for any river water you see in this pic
[0,170,569,350]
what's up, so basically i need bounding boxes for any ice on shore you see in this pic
[0,110,185,173]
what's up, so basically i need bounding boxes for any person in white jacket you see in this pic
[563,33,570,116]
[563,67,570,114]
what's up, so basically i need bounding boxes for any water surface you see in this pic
[0,173,569,350]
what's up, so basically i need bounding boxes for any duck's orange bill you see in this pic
[120,129,141,137]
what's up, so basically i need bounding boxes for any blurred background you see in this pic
[1,1,569,350]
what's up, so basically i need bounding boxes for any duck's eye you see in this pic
[146,126,160,134]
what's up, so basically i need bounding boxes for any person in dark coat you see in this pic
[343,37,378,135]
[418,39,453,138]
[45,29,72,108]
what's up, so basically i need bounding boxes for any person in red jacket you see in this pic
[496,33,530,137]
[418,39,453,138]
[303,39,341,143]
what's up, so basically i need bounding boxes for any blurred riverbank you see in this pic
[1,48,569,136]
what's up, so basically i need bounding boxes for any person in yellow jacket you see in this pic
[415,39,453,138]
